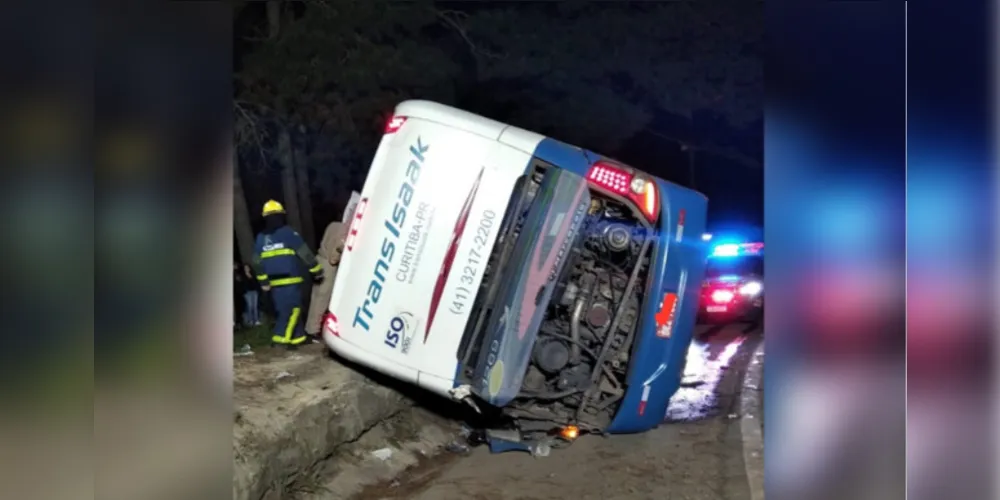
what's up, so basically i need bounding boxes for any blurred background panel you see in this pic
[766,2,906,500]
[0,2,95,500]
[907,1,997,499]
[94,3,234,500]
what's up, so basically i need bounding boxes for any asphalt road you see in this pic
[354,322,763,500]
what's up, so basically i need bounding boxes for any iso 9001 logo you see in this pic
[384,312,416,354]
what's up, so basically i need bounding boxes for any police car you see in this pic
[321,100,709,455]
[698,239,763,324]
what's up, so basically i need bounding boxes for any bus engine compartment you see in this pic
[456,163,657,448]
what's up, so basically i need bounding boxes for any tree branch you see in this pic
[643,128,761,169]
[234,100,270,167]
[434,9,504,60]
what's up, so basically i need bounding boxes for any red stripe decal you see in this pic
[424,167,485,343]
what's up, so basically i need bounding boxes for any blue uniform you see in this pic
[252,225,323,345]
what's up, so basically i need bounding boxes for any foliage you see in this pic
[234,0,763,219]
[234,321,276,350]
[459,2,762,151]
[237,0,461,146]
[237,1,761,153]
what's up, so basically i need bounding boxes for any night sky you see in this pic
[235,1,762,232]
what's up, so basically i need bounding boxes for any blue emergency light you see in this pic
[709,242,763,258]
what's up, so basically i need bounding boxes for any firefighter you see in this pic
[252,200,323,348]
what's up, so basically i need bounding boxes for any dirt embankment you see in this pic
[233,328,765,500]
[233,345,461,500]
[350,325,763,500]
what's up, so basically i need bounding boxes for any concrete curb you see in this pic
[740,341,764,500]
[232,350,413,500]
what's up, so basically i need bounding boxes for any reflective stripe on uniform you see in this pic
[256,274,269,281]
[270,277,304,286]
[274,334,307,345]
[308,262,322,273]
[271,307,302,344]
[261,248,296,258]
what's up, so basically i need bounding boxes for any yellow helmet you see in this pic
[262,199,285,216]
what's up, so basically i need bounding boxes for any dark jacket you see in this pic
[252,224,322,286]
[241,265,260,293]
[234,267,248,296]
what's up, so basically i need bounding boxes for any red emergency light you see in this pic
[323,312,340,338]
[384,115,407,134]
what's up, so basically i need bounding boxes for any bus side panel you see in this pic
[325,116,510,397]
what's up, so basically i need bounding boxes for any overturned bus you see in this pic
[322,100,708,455]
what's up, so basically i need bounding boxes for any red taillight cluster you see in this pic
[710,289,735,303]
[587,163,631,195]
[585,161,660,222]
[384,115,407,134]
[344,197,368,252]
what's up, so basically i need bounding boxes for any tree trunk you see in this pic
[276,125,303,233]
[266,0,281,40]
[233,151,256,265]
[293,144,316,248]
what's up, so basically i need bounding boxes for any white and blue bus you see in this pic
[322,100,709,454]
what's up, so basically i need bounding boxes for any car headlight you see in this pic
[739,281,762,296]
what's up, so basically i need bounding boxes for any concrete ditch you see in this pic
[232,345,463,500]
[233,338,767,500]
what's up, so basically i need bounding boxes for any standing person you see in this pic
[233,262,244,328]
[242,263,262,326]
[251,200,324,349]
[304,221,347,339]
[306,193,359,339]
